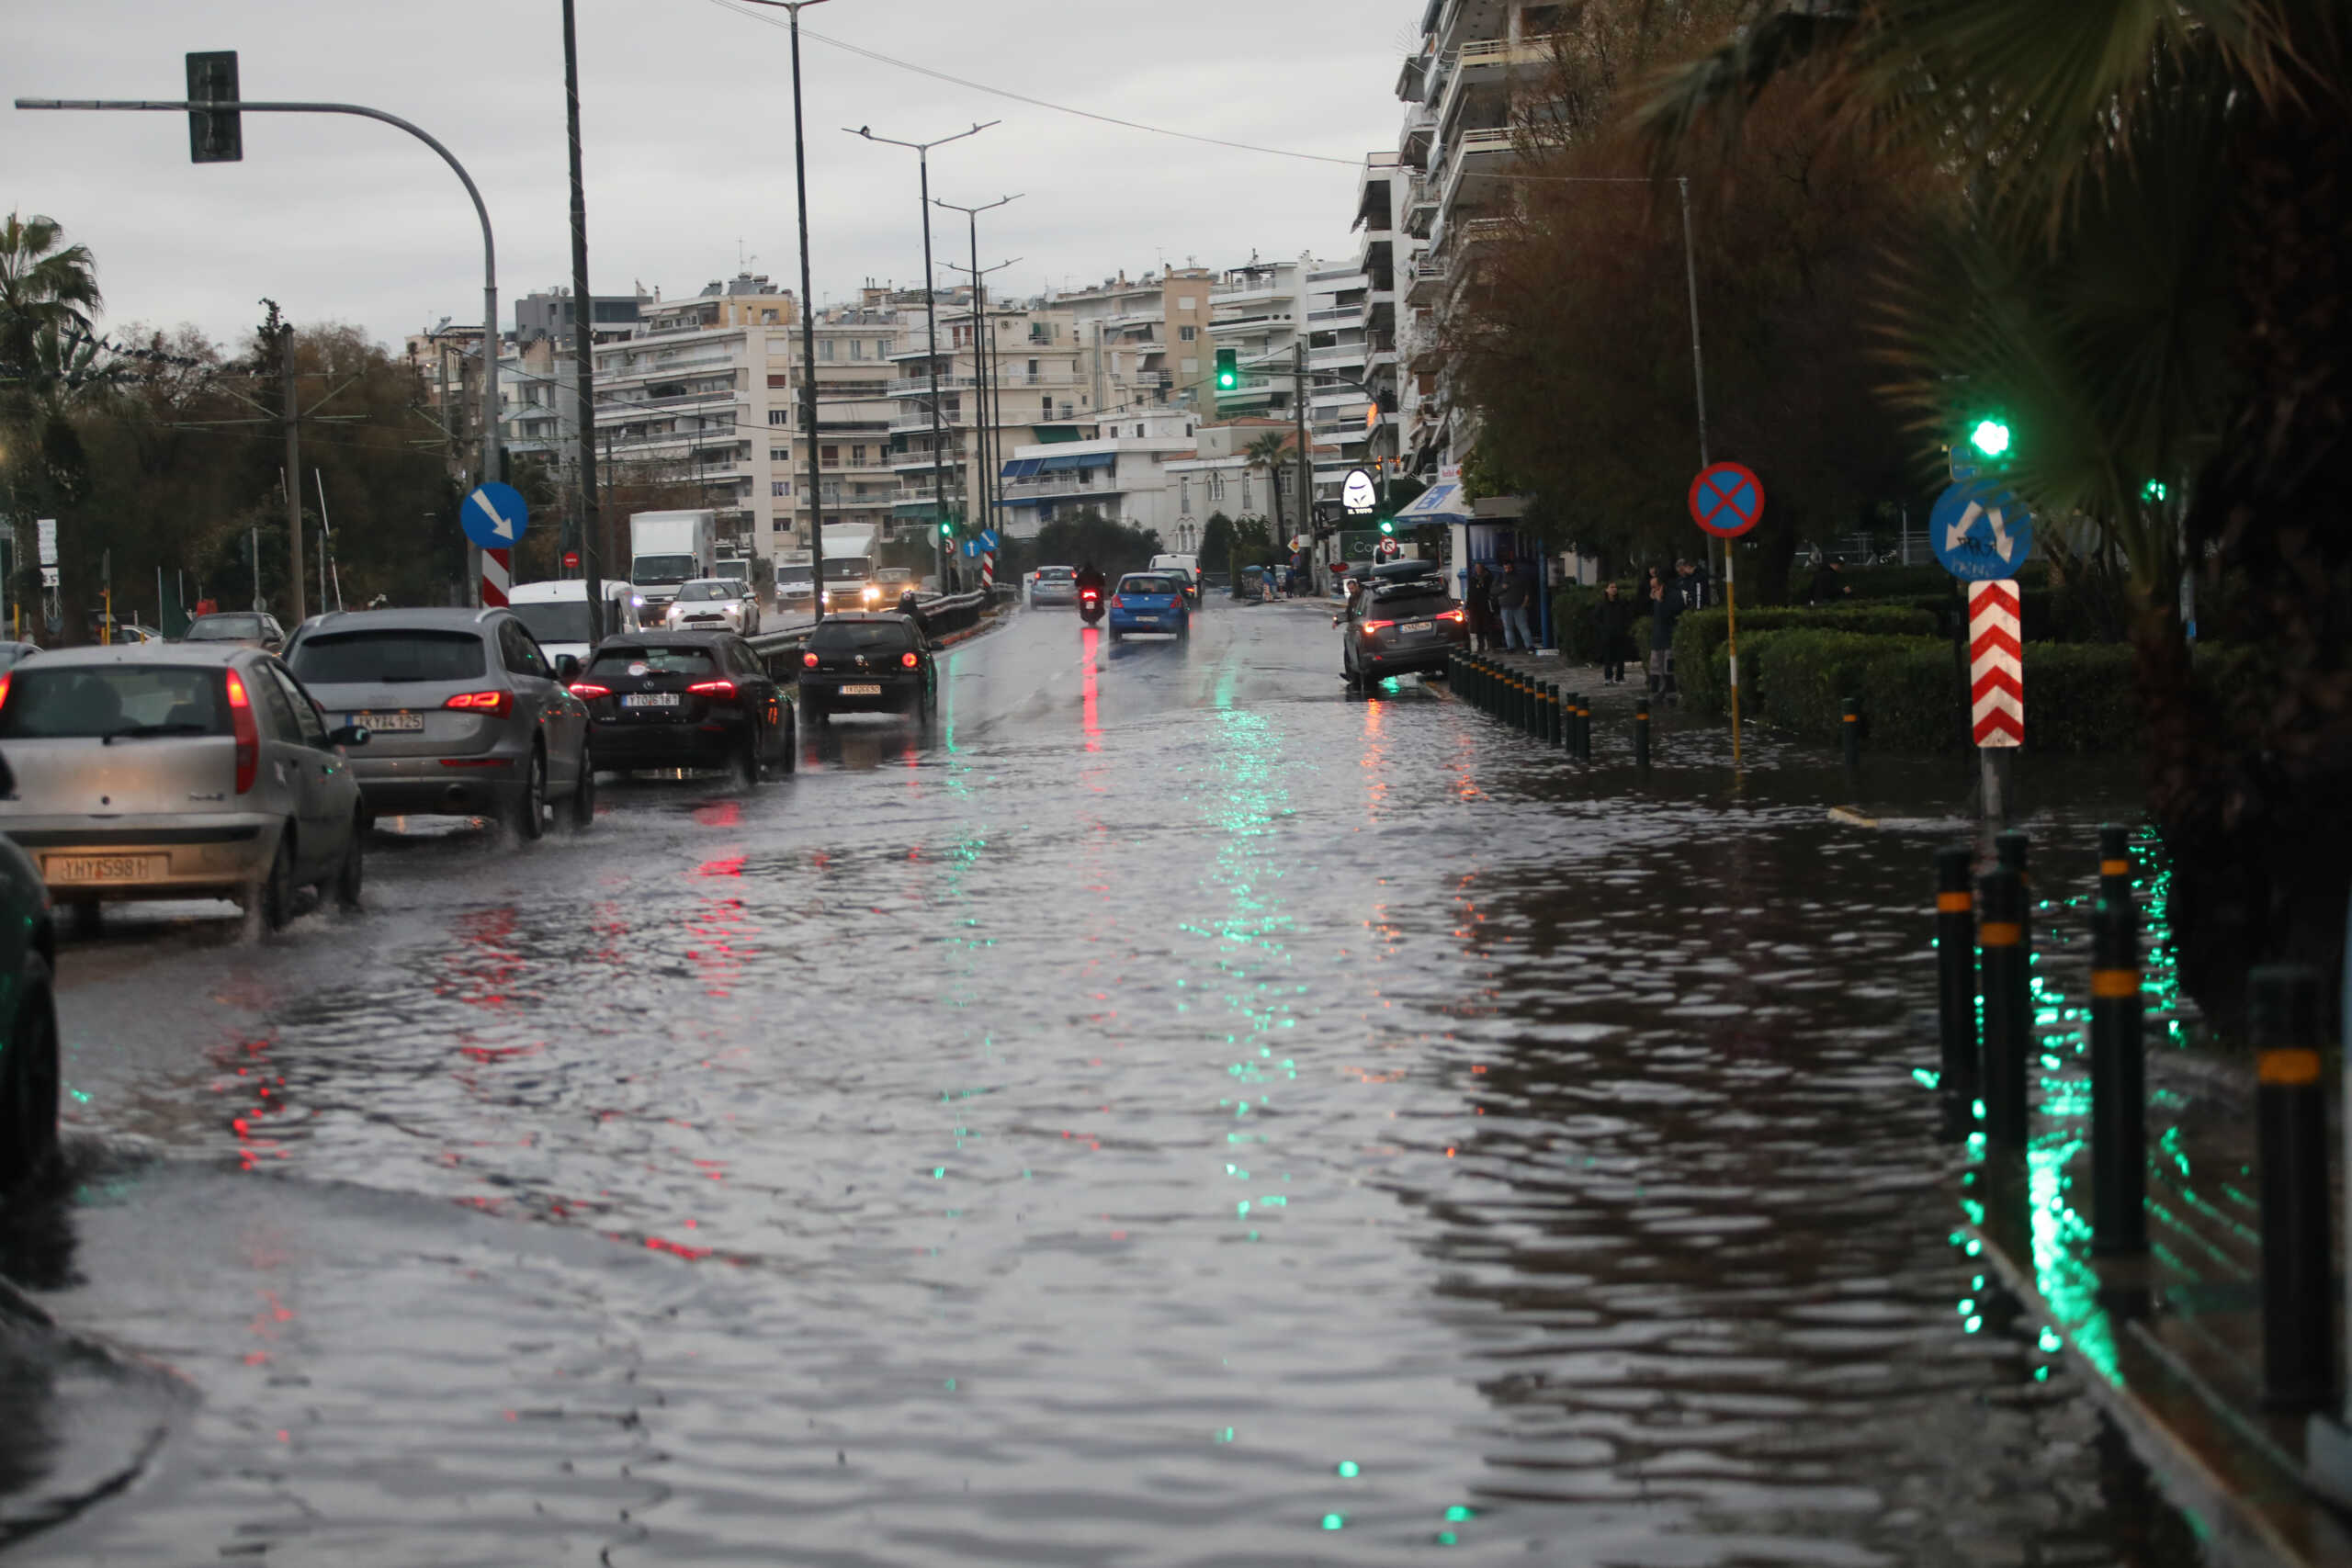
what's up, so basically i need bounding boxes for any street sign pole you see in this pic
[1688,461,1764,764]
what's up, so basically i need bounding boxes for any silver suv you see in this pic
[284,608,594,839]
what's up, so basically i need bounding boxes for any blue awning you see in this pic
[1395,481,1471,521]
[1040,450,1115,473]
[1001,457,1044,479]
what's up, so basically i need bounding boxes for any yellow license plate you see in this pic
[46,853,167,885]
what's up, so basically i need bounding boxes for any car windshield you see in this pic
[0,665,229,739]
[184,615,265,641]
[588,646,717,677]
[1121,577,1179,596]
[676,581,736,603]
[777,569,814,586]
[808,621,913,653]
[822,558,872,581]
[290,630,488,685]
[510,601,595,646]
[632,555,697,585]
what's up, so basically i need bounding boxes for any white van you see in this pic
[508,578,639,667]
[1149,553,1202,604]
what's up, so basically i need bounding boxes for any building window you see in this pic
[820,340,834,361]
[772,480,791,497]
[768,374,789,389]
[1179,325,1196,343]
[768,409,789,425]
[852,445,867,466]
[876,339,890,358]
[852,340,867,360]
[1181,477,1191,512]
[771,446,789,462]
[821,445,839,466]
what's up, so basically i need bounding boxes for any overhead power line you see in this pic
[702,0,1363,167]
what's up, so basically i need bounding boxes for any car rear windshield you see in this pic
[1373,581,1450,607]
[676,581,735,603]
[0,665,229,739]
[511,601,595,647]
[588,646,718,677]
[289,630,488,685]
[1121,577,1179,596]
[808,621,912,653]
[184,615,264,641]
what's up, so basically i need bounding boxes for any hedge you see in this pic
[1674,604,1942,716]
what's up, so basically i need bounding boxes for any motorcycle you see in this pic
[1079,586,1104,626]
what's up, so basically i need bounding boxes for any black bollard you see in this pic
[1580,694,1594,762]
[1996,829,2030,886]
[1935,847,1978,1100]
[1546,684,1564,748]
[2098,823,2132,909]
[1977,864,2031,1148]
[2252,965,2335,1409]
[1842,695,1861,770]
[2087,898,2146,1256]
[1634,697,1651,769]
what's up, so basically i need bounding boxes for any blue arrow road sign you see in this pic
[962,538,983,558]
[460,482,529,551]
[1930,478,2034,581]
[978,528,1000,551]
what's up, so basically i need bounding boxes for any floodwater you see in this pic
[2,599,2199,1565]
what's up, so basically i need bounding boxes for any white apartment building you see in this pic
[793,299,905,548]
[1045,267,1218,417]
[995,411,1202,542]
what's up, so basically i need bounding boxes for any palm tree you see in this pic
[1639,2,2346,1026]
[1244,430,1293,542]
[0,212,102,389]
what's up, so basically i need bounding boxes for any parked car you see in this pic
[0,645,368,931]
[181,611,287,651]
[797,612,936,722]
[664,578,761,637]
[571,631,795,784]
[0,829,59,1190]
[1029,566,1079,608]
[507,578,639,669]
[282,608,594,840]
[1340,570,1466,687]
[1106,572,1191,643]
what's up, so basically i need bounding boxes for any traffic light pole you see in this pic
[17,94,501,606]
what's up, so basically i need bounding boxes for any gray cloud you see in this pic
[6,0,1414,351]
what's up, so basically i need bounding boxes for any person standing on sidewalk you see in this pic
[1594,580,1637,685]
[1648,575,1684,701]
[1465,562,1498,653]
[1497,560,1535,652]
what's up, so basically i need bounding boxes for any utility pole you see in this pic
[560,0,604,637]
[935,193,1021,570]
[281,319,306,623]
[850,119,994,592]
[1293,340,1312,571]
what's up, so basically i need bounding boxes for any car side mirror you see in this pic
[555,653,582,682]
[263,637,283,653]
[327,725,371,749]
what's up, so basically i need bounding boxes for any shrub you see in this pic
[1675,604,1942,716]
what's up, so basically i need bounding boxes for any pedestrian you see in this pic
[1807,557,1850,604]
[1675,557,1711,611]
[1648,575,1684,701]
[1497,559,1535,651]
[1465,562,1498,653]
[1593,580,1637,685]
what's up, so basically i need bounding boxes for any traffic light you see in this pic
[1377,517,1395,536]
[2142,479,2169,503]
[1968,417,2012,461]
[938,516,956,540]
[186,51,242,164]
[1215,348,1238,393]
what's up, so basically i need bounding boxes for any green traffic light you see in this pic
[1969,418,2012,459]
[1378,519,1395,536]
[2142,479,2168,502]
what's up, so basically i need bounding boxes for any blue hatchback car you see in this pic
[1106,573,1191,643]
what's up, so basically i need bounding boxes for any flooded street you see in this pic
[5,600,2195,1565]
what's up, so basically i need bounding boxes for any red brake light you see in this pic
[224,669,259,795]
[1110,596,1125,609]
[1362,619,1396,638]
[0,671,11,713]
[568,682,612,698]
[686,679,738,698]
[802,652,819,668]
[444,690,514,718]
[899,652,918,668]
[1438,609,1466,623]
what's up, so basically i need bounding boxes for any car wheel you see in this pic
[333,813,365,909]
[0,952,61,1190]
[259,829,297,931]
[778,708,797,773]
[565,742,597,831]
[512,748,548,842]
[732,729,762,791]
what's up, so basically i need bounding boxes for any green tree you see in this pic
[1243,431,1294,544]
[1033,509,1163,578]
[0,212,101,385]
[1641,1,2349,1024]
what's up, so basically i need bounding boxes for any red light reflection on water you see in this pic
[694,800,741,829]
[1081,628,1102,752]
[695,856,747,878]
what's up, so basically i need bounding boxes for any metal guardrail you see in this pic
[743,587,1009,681]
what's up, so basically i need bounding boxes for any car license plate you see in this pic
[357,710,424,732]
[1401,620,1434,634]
[1137,615,1159,624]
[46,853,166,885]
[623,693,682,708]
[839,683,883,696]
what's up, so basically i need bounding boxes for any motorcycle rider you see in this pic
[1074,560,1106,599]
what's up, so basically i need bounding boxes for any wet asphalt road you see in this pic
[3,599,2196,1565]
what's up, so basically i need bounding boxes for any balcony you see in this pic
[1433,35,1563,141]
[1001,474,1123,502]
[1406,256,1449,306]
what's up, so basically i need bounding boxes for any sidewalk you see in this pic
[1949,859,2352,1567]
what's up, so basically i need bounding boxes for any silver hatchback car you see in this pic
[0,645,368,930]
[283,607,594,839]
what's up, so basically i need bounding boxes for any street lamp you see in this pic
[737,0,831,620]
[847,119,996,592]
[935,192,1022,565]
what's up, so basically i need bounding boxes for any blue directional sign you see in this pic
[978,528,1000,551]
[962,538,983,558]
[460,481,529,551]
[1930,478,2034,581]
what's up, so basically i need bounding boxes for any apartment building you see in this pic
[1045,266,1218,417]
[893,291,1091,542]
[1164,419,1340,552]
[994,411,1202,541]
[513,285,647,345]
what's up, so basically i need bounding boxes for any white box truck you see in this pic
[629,510,717,616]
[819,525,881,614]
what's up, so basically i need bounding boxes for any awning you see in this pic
[1395,481,1472,521]
[1039,451,1115,473]
[1000,457,1044,479]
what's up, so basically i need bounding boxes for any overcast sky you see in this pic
[4,0,1424,353]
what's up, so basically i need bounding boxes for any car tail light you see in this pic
[1438,609,1466,624]
[568,682,612,698]
[802,652,819,668]
[444,690,514,718]
[899,652,918,668]
[224,669,259,794]
[1110,596,1125,609]
[0,671,12,713]
[1362,618,1396,638]
[687,679,738,699]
